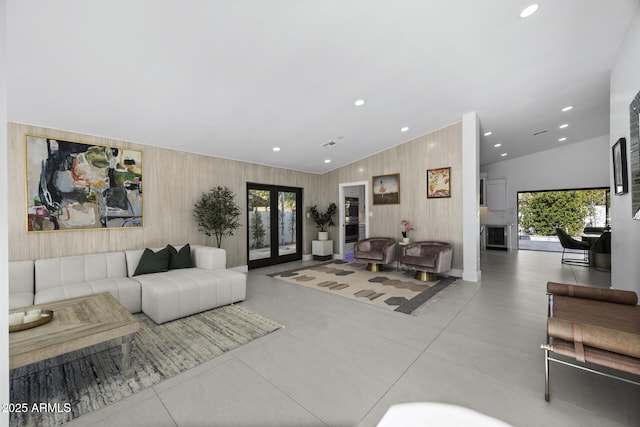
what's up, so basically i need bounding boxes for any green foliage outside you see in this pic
[193,186,242,248]
[251,207,266,249]
[278,191,297,245]
[249,190,269,249]
[519,190,606,236]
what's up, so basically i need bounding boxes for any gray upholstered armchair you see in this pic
[399,241,452,281]
[354,237,397,272]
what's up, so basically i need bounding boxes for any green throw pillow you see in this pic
[133,247,171,276]
[168,244,193,269]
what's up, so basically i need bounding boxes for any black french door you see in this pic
[247,183,303,269]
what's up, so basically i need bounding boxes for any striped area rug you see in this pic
[9,305,283,427]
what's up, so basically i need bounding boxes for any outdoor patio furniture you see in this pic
[555,228,591,266]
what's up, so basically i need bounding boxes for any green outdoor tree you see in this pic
[251,207,266,249]
[519,190,606,236]
[248,189,269,249]
[282,192,297,245]
[193,186,242,248]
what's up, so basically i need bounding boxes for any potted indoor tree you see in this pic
[193,186,241,248]
[308,202,337,241]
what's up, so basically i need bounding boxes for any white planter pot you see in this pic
[318,231,329,241]
[402,237,410,243]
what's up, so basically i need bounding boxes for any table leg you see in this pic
[119,335,135,372]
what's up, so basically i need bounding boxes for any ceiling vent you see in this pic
[323,141,337,147]
[533,129,548,136]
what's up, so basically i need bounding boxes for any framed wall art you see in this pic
[630,89,640,219]
[612,137,628,195]
[427,167,451,198]
[372,173,400,205]
[25,134,143,231]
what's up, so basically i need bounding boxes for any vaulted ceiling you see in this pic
[6,1,639,173]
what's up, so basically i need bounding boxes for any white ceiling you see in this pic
[6,1,639,174]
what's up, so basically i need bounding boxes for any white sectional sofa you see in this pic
[124,245,246,324]
[9,244,246,324]
[35,251,142,313]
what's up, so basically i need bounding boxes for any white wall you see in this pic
[610,3,640,295]
[0,0,9,422]
[480,135,610,249]
[462,112,480,281]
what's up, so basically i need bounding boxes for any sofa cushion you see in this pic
[403,253,436,268]
[134,247,171,276]
[34,277,142,313]
[190,245,226,270]
[169,244,193,269]
[137,268,246,324]
[35,252,128,290]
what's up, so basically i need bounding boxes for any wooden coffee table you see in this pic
[9,292,140,370]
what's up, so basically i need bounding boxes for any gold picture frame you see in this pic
[25,134,143,232]
[372,173,400,205]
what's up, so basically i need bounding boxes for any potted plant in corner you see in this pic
[193,186,241,248]
[308,202,337,241]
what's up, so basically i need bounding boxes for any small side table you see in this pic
[312,240,333,261]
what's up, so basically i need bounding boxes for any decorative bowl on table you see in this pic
[8,309,54,333]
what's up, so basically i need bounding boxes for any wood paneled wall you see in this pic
[7,123,323,267]
[323,122,464,269]
[8,121,463,270]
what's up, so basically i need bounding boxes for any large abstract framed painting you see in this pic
[612,137,628,195]
[372,174,400,205]
[25,135,143,231]
[427,167,451,198]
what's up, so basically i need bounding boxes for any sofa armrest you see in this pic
[191,245,226,270]
[9,260,34,295]
[547,282,638,305]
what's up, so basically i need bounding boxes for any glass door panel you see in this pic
[248,189,271,261]
[247,184,302,269]
[278,191,297,256]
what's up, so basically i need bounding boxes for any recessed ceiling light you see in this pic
[484,131,493,136]
[501,153,508,157]
[562,106,573,112]
[401,127,409,132]
[354,99,365,106]
[324,159,331,164]
[558,137,567,142]
[494,143,502,148]
[559,124,569,129]
[272,147,281,152]
[520,4,539,18]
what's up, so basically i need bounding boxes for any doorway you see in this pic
[517,187,609,251]
[338,181,369,260]
[247,183,303,269]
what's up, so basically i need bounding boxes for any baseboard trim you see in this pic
[229,265,248,273]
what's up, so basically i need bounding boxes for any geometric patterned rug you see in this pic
[269,260,459,315]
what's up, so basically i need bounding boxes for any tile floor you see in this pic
[66,250,640,427]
